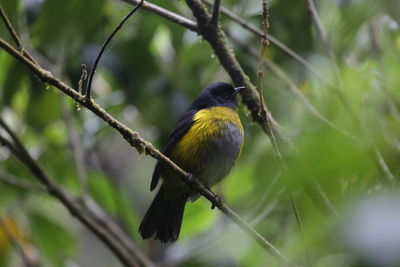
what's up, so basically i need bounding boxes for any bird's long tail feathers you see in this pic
[139,186,188,243]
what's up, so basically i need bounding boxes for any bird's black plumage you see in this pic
[150,82,240,191]
[139,82,244,243]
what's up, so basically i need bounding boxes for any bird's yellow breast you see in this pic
[171,106,243,170]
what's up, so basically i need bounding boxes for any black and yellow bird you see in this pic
[139,82,244,243]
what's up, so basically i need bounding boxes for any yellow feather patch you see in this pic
[171,106,243,168]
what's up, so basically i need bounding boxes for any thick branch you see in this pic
[201,0,325,83]
[0,39,294,265]
[185,0,286,143]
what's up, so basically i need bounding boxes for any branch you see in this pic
[185,0,286,143]
[0,129,142,267]
[0,6,38,66]
[210,0,221,25]
[0,39,294,265]
[121,0,197,31]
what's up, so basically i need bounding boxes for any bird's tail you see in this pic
[139,185,188,243]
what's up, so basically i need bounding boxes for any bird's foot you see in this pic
[211,194,223,210]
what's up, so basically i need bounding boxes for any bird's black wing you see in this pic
[150,109,197,191]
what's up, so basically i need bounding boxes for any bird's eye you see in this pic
[223,93,229,99]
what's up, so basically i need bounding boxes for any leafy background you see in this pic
[0,0,400,266]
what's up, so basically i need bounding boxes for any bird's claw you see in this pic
[211,194,223,210]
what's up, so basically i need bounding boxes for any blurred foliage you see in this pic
[0,0,400,266]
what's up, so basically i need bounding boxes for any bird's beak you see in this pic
[232,86,245,96]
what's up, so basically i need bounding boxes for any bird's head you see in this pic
[191,82,245,110]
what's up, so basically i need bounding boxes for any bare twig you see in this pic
[78,64,88,94]
[0,5,38,66]
[86,0,143,100]
[0,39,294,265]
[121,0,197,31]
[210,0,221,25]
[256,4,311,265]
[256,0,281,162]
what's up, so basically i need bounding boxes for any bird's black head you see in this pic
[190,82,244,110]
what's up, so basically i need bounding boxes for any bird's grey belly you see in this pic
[193,123,243,188]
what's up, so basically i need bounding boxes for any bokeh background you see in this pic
[0,0,400,266]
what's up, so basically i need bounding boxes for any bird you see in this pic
[139,82,244,243]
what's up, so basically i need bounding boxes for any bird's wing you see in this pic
[150,109,197,191]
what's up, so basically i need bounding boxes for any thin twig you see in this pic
[375,148,396,184]
[0,39,295,266]
[86,0,143,100]
[256,3,312,265]
[256,0,282,168]
[210,0,221,25]
[121,0,197,31]
[0,5,38,66]
[0,170,44,193]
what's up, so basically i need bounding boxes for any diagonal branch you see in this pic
[185,0,286,143]
[0,125,145,267]
[0,38,295,266]
[0,6,38,66]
